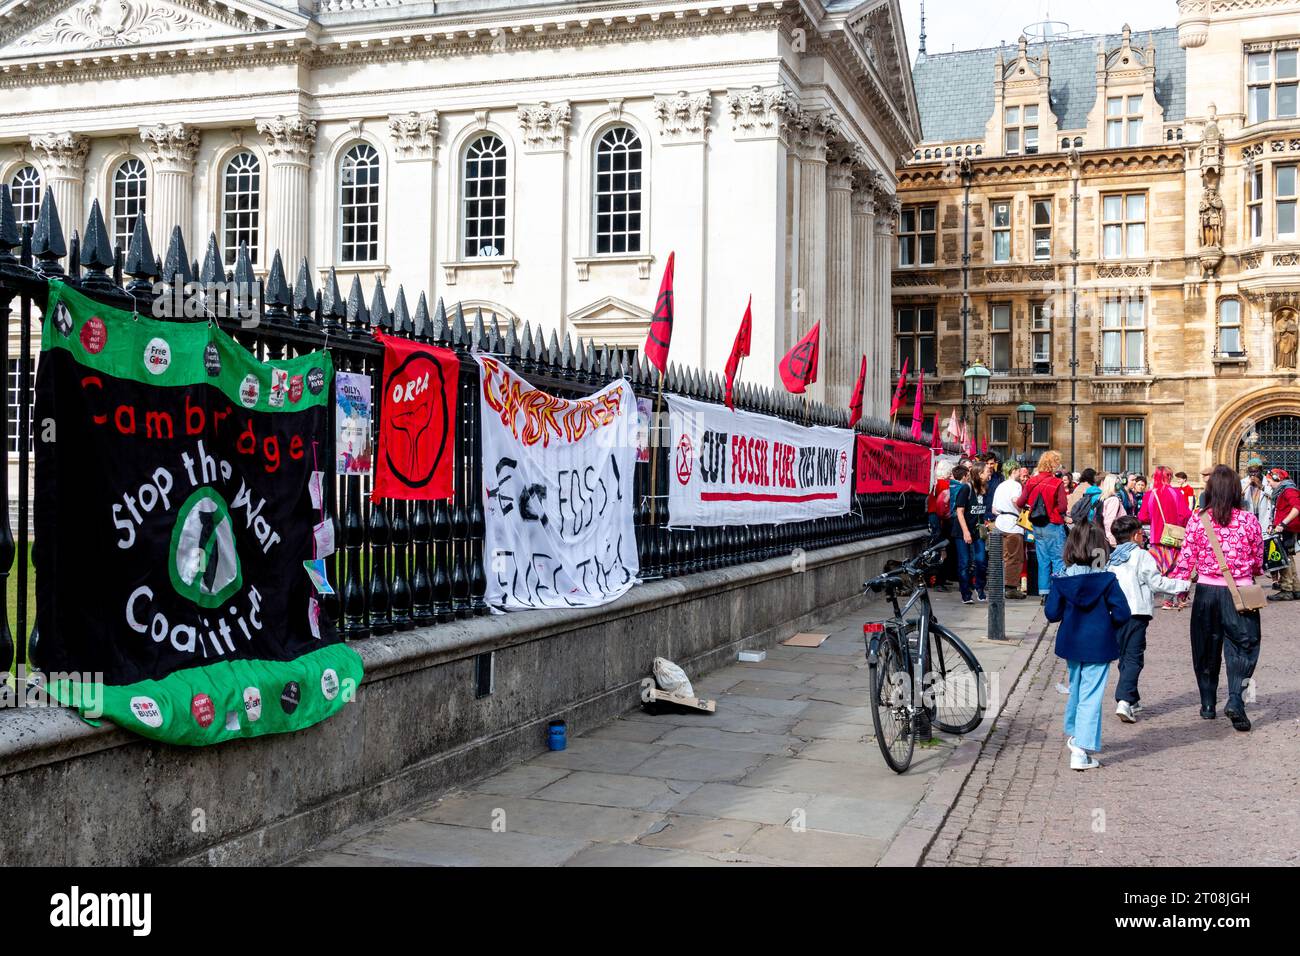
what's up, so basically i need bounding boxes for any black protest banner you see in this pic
[35,281,362,745]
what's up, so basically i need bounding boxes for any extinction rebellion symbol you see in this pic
[383,350,451,490]
[169,488,242,608]
[675,434,694,485]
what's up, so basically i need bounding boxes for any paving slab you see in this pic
[673,782,813,825]
[532,771,692,811]
[739,824,887,866]
[636,813,763,854]
[790,719,872,742]
[626,745,769,782]
[472,764,572,798]
[654,726,803,755]
[532,738,665,774]
[416,793,659,844]
[337,819,588,867]
[584,719,675,744]
[562,842,732,867]
[797,701,875,725]
[803,793,919,841]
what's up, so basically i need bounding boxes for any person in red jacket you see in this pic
[1017,450,1069,600]
[1266,468,1300,601]
[1139,465,1192,610]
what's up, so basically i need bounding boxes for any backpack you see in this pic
[1068,491,1100,526]
[1028,480,1052,527]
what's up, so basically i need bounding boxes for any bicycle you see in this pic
[862,542,987,773]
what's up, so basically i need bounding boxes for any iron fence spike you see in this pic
[292,257,318,316]
[200,233,223,286]
[264,251,291,312]
[123,213,155,279]
[345,273,369,329]
[369,275,390,328]
[79,198,115,272]
[392,285,411,334]
[0,185,20,256]
[415,291,433,340]
[32,187,67,264]
[452,301,468,346]
[474,307,488,351]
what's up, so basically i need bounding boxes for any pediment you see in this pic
[568,296,653,325]
[0,0,306,57]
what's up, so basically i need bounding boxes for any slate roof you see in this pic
[912,26,1186,143]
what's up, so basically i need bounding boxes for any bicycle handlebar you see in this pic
[863,541,947,593]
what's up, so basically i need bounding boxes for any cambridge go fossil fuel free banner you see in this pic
[666,394,855,525]
[34,281,363,745]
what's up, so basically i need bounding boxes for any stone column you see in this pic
[795,111,836,403]
[875,195,899,416]
[825,144,856,407]
[653,91,712,368]
[28,133,89,234]
[140,123,201,246]
[517,101,571,333]
[851,171,877,411]
[388,111,440,293]
[256,114,317,273]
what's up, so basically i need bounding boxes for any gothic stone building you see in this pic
[0,0,922,428]
[894,0,1300,478]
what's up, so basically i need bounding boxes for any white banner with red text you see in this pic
[665,394,855,525]
[477,355,639,610]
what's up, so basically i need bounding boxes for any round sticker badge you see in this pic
[281,681,301,714]
[53,302,74,337]
[321,668,340,701]
[243,686,263,723]
[239,373,260,408]
[203,342,222,377]
[191,693,216,729]
[129,696,164,729]
[80,316,107,354]
[306,367,325,395]
[143,337,171,375]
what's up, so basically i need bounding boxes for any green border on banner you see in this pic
[43,280,333,413]
[45,642,364,746]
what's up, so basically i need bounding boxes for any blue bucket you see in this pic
[547,720,567,751]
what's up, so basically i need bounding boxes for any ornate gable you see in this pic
[0,0,307,57]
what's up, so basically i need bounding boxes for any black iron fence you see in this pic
[0,185,943,671]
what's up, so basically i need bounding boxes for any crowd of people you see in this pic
[925,451,1291,771]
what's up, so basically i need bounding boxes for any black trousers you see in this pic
[1115,614,1151,704]
[1190,584,1262,711]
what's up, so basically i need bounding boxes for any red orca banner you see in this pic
[855,434,932,495]
[373,332,459,501]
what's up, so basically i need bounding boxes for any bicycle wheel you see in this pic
[926,626,986,735]
[869,636,915,773]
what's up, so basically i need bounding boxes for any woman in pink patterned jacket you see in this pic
[1170,465,1263,732]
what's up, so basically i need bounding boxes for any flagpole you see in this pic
[649,370,665,525]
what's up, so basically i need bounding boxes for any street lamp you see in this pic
[1017,401,1036,462]
[963,362,992,452]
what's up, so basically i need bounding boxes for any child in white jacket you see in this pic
[1106,516,1191,722]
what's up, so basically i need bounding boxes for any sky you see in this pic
[897,0,1181,64]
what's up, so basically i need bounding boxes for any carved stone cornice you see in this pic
[654,91,711,144]
[27,131,89,178]
[727,84,796,140]
[256,114,317,164]
[517,100,571,152]
[388,111,438,161]
[139,122,201,174]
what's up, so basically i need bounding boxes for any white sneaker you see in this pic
[1131,702,1143,715]
[1070,752,1101,771]
[1116,700,1136,723]
[1066,736,1086,757]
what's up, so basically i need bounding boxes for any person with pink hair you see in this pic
[1139,465,1192,610]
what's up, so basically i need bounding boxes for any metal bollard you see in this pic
[987,528,1006,641]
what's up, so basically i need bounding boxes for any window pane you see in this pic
[1033,199,1051,225]
[1003,128,1017,152]
[920,234,936,265]
[992,335,1010,371]
[1033,417,1050,443]
[1107,97,1123,117]
[1025,127,1038,152]
[1253,169,1264,199]
[1220,299,1240,324]
[919,335,938,373]
[901,209,916,233]
[1250,86,1270,124]
[1025,105,1038,123]
[1127,95,1143,113]
[1033,331,1051,361]
[1280,83,1298,119]
[1107,120,1123,148]
[1126,332,1144,369]
[1103,301,1121,327]
[1126,223,1145,257]
[1103,331,1121,367]
[1127,299,1145,326]
[1127,418,1144,444]
[1034,231,1050,259]
[1104,224,1122,257]
[899,235,914,265]
[1278,200,1297,236]
[992,305,1010,330]
[994,231,1010,262]
[920,206,936,231]
[993,203,1010,228]
[918,307,936,332]
[1127,119,1141,146]
[1103,195,1122,221]
[991,418,1009,443]
[897,308,915,333]
[1280,50,1298,79]
[1126,447,1145,475]
[1103,448,1122,474]
[1249,52,1271,82]
[1252,205,1263,238]
[1278,166,1297,198]
[1102,418,1121,443]
[1220,326,1242,354]
[1005,106,1020,125]
[1126,193,1146,220]
[897,338,915,370]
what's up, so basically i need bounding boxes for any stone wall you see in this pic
[0,529,923,867]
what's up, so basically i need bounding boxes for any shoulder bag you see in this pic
[1200,513,1268,613]
[1154,489,1186,548]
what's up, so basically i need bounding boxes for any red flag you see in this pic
[889,357,909,418]
[848,354,867,427]
[930,412,943,451]
[980,435,988,455]
[644,251,675,375]
[909,368,925,440]
[724,295,753,410]
[373,331,459,501]
[778,321,820,394]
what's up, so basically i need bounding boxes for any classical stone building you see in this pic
[895,0,1300,476]
[0,0,922,422]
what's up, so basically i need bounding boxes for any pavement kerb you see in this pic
[876,615,1055,867]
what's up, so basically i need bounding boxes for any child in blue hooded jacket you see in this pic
[1045,521,1132,770]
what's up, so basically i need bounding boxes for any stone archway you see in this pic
[1204,385,1300,472]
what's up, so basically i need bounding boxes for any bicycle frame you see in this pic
[870,578,970,727]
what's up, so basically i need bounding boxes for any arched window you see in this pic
[461,134,507,258]
[1218,299,1243,356]
[222,151,261,265]
[593,126,643,255]
[9,165,41,227]
[339,143,380,263]
[112,157,148,253]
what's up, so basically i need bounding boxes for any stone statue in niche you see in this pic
[1199,178,1224,248]
[1276,309,1298,370]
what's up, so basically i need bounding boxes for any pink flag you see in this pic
[909,368,925,441]
[930,412,943,451]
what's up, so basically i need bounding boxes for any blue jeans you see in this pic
[953,535,987,600]
[1035,522,1066,596]
[1064,660,1110,753]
